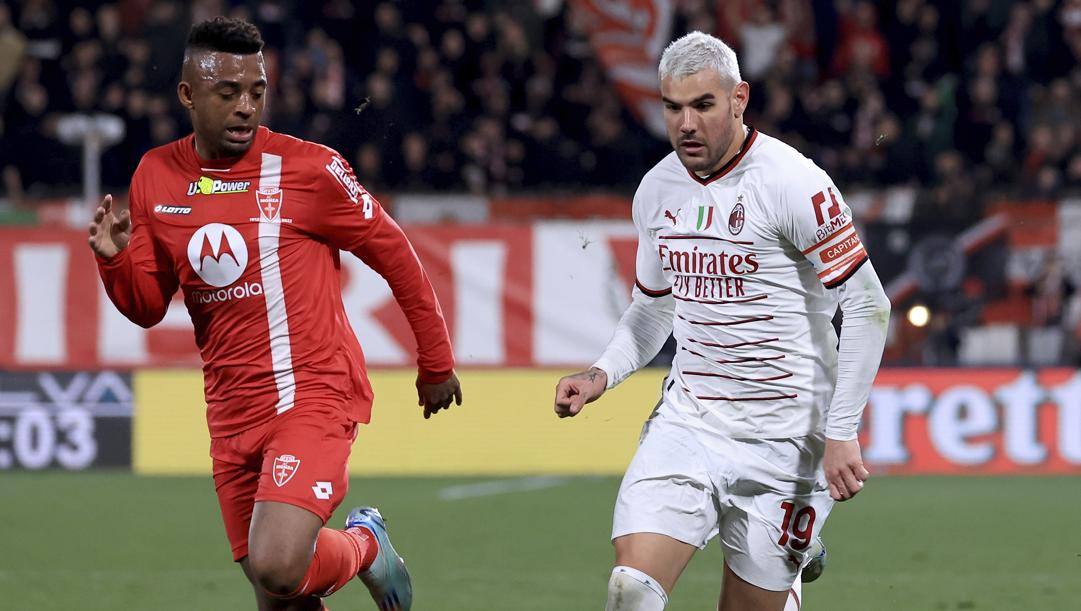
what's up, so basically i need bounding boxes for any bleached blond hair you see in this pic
[658,31,741,84]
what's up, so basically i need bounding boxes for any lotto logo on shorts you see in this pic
[272,454,301,487]
[312,481,333,500]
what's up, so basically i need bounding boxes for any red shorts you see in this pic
[210,404,357,561]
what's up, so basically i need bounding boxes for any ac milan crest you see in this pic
[729,196,746,235]
[272,454,300,487]
[256,187,283,221]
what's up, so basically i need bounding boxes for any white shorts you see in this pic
[612,403,834,591]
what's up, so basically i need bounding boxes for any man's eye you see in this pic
[665,105,679,111]
[696,103,713,110]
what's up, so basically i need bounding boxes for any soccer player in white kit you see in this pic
[553,32,891,611]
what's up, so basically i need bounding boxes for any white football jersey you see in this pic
[634,128,869,438]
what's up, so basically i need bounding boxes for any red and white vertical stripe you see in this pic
[257,153,296,413]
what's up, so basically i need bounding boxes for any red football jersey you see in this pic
[97,127,454,437]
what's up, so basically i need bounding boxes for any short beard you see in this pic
[685,121,738,177]
[678,148,725,175]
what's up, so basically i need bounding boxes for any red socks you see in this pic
[282,527,378,598]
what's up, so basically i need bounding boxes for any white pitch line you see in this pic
[437,476,572,501]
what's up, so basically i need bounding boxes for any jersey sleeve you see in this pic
[777,166,869,289]
[96,161,179,328]
[308,151,454,382]
[632,186,671,297]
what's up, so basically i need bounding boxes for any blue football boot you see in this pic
[345,507,413,610]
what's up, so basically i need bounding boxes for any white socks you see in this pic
[606,566,668,611]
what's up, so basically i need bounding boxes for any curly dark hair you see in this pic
[186,16,264,54]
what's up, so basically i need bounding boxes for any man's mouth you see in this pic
[680,140,705,154]
[225,126,254,143]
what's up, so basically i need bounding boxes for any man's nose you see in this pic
[680,108,696,133]
[235,94,255,117]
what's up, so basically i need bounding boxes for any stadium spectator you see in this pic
[0,0,1075,210]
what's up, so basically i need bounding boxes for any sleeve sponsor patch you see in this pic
[324,156,363,204]
[808,225,868,288]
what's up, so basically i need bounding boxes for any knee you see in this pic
[607,566,668,611]
[247,548,308,596]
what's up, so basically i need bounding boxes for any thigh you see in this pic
[717,436,834,592]
[613,532,697,595]
[718,561,790,611]
[255,405,357,523]
[612,413,720,551]
[212,436,264,562]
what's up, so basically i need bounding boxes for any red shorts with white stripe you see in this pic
[210,404,357,561]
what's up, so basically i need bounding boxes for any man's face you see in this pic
[660,69,745,175]
[179,51,267,157]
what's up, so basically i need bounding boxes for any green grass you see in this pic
[1,474,1078,610]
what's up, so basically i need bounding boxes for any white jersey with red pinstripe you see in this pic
[633,127,869,439]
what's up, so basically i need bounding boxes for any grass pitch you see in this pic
[1,473,1077,610]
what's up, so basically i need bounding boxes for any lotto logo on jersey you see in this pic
[325,156,362,204]
[154,204,192,215]
[186,176,251,196]
[186,223,249,288]
[272,454,301,487]
[312,481,333,500]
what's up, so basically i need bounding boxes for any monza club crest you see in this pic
[272,454,301,487]
[256,187,283,222]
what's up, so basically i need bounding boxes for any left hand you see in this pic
[416,372,462,419]
[823,438,870,502]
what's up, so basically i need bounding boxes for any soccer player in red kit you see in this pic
[88,18,458,611]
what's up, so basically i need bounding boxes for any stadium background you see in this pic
[1,0,1079,609]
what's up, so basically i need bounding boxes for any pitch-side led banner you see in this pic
[0,370,133,470]
[132,368,1081,476]
[0,223,639,369]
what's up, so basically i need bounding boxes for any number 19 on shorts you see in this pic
[777,501,816,550]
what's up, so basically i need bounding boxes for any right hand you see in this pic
[88,194,131,259]
[554,367,608,418]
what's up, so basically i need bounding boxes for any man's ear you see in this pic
[177,81,194,110]
[732,81,750,119]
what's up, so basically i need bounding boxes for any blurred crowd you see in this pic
[0,0,1079,207]
[1,0,1079,365]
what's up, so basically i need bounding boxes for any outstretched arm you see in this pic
[349,214,461,418]
[311,153,459,418]
[554,183,673,418]
[554,288,674,418]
